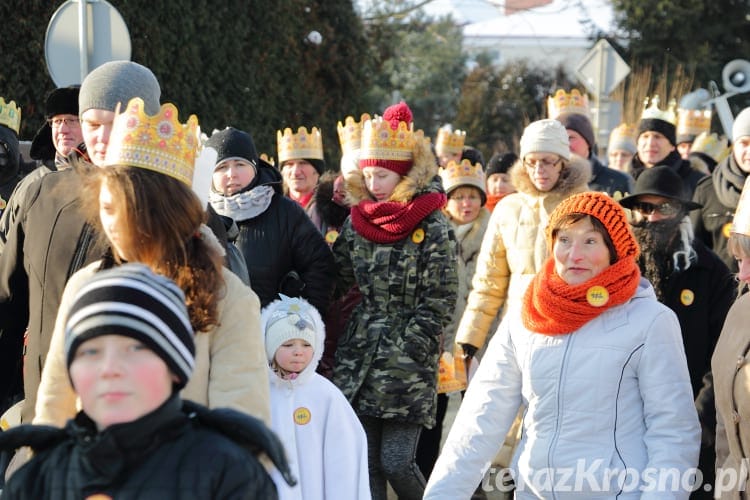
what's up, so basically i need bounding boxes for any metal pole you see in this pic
[78,0,89,82]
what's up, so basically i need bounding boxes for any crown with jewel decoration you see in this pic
[276,126,324,164]
[676,108,712,138]
[439,159,486,196]
[103,98,200,186]
[359,115,424,175]
[337,113,371,156]
[435,127,466,155]
[547,89,590,119]
[0,97,21,135]
[640,95,677,124]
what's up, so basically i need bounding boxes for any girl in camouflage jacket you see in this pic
[331,102,458,500]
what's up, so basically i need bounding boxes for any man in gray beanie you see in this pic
[0,60,164,423]
[556,112,634,197]
[78,60,160,166]
[692,107,750,271]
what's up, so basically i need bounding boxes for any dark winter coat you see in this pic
[331,139,458,428]
[229,162,335,314]
[630,150,706,199]
[588,156,634,196]
[0,125,23,218]
[0,396,291,499]
[691,155,745,272]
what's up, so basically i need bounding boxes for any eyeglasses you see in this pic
[523,158,561,170]
[630,201,681,217]
[48,117,80,128]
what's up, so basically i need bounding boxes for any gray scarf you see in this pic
[208,185,275,222]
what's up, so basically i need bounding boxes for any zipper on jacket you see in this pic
[546,334,572,500]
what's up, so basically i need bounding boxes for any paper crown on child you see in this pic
[337,113,371,156]
[640,95,677,124]
[276,126,324,163]
[608,123,638,154]
[262,294,323,362]
[435,126,466,155]
[676,108,712,143]
[547,89,590,119]
[103,97,200,186]
[439,159,486,198]
[0,97,21,135]
[358,101,424,176]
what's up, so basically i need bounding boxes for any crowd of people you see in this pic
[0,61,749,499]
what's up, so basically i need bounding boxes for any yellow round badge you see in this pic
[412,228,425,244]
[723,222,733,239]
[325,229,339,244]
[293,407,311,425]
[586,286,609,307]
[85,495,113,500]
[0,197,6,211]
[680,289,695,306]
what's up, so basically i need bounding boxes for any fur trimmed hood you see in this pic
[344,137,439,205]
[509,153,591,198]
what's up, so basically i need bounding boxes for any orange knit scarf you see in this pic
[522,257,641,335]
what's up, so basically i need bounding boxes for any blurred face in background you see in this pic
[566,130,590,158]
[637,131,675,167]
[734,136,750,173]
[81,109,116,167]
[524,153,563,192]
[49,114,83,157]
[282,159,319,196]
[486,173,514,197]
[446,186,482,225]
[608,149,634,171]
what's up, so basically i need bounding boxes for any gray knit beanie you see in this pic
[79,61,161,115]
[557,112,595,157]
[520,119,571,160]
[733,107,750,141]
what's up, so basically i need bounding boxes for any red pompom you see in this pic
[383,101,413,130]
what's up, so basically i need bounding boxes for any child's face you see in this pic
[487,172,515,197]
[69,334,175,430]
[275,338,314,374]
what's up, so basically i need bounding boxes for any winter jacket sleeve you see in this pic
[331,220,356,298]
[454,206,511,350]
[201,269,271,424]
[287,203,335,315]
[637,307,701,499]
[425,318,523,498]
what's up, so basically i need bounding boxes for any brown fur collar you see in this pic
[344,137,439,205]
[510,154,591,198]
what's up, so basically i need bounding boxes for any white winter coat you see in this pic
[425,279,700,499]
[262,299,370,500]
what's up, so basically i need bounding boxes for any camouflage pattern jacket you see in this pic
[332,140,458,428]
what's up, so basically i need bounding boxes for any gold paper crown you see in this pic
[676,108,712,137]
[547,89,590,119]
[359,116,422,165]
[608,123,637,147]
[435,127,466,155]
[641,95,677,124]
[732,176,750,237]
[259,153,275,166]
[0,97,21,135]
[104,98,200,186]
[337,114,371,156]
[277,126,324,164]
[439,159,486,195]
[691,132,731,163]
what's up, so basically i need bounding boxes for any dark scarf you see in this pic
[712,155,747,208]
[633,216,691,302]
[350,192,446,243]
[522,257,641,335]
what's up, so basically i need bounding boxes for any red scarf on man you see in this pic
[351,192,447,244]
[522,256,641,335]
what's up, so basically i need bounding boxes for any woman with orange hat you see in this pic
[425,192,700,498]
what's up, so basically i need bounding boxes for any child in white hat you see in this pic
[263,294,371,500]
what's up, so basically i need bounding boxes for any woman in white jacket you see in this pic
[425,191,700,499]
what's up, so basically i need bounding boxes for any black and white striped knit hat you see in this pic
[65,264,195,389]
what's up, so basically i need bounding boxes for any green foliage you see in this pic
[0,0,373,167]
[454,59,575,160]
[610,0,750,112]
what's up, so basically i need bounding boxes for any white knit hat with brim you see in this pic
[520,119,571,161]
[733,107,750,141]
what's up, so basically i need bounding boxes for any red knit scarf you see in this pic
[522,256,641,335]
[351,192,447,243]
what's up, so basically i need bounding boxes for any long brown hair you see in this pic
[78,162,225,332]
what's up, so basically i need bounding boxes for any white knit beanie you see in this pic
[733,107,750,141]
[520,119,571,160]
[263,295,321,362]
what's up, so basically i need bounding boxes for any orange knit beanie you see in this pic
[546,191,639,260]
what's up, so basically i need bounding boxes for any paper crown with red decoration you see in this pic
[359,101,423,176]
